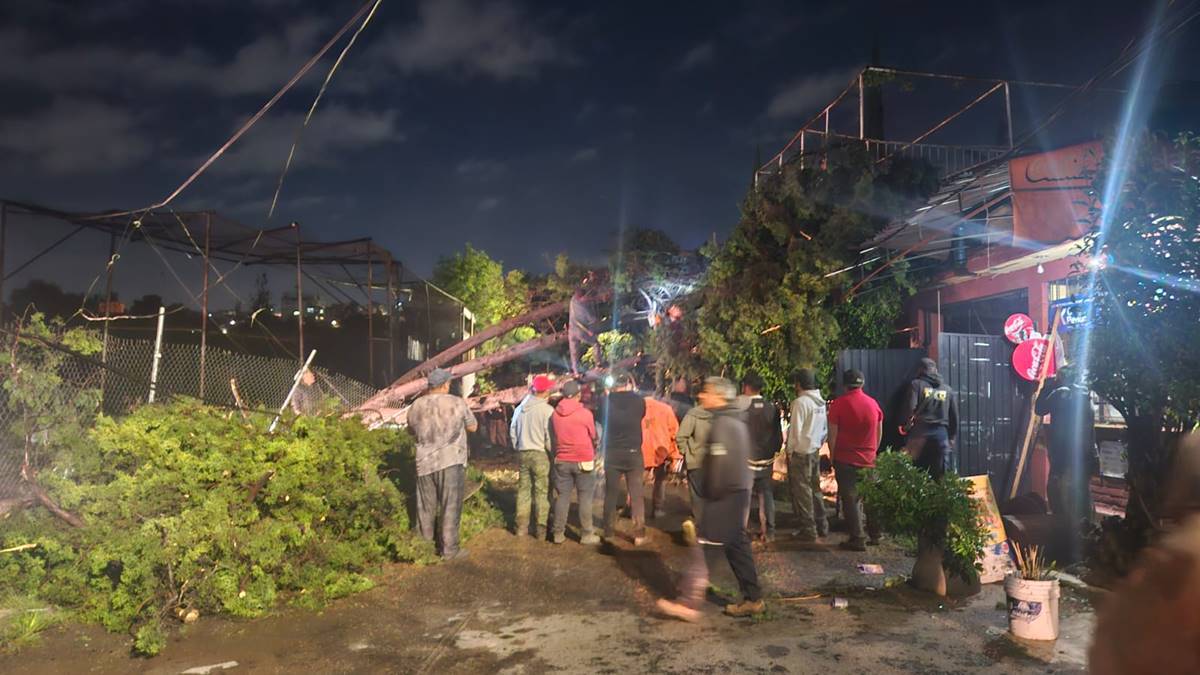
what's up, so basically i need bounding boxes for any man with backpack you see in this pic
[900,358,959,481]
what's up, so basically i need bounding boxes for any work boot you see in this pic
[793,538,831,552]
[535,527,547,541]
[443,549,468,561]
[724,599,766,618]
[580,533,601,546]
[552,532,566,545]
[655,598,702,623]
[839,539,867,552]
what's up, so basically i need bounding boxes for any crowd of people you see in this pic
[405,359,960,620]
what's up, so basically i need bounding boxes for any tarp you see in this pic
[1010,142,1103,244]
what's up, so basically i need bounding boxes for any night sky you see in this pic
[1,0,1197,307]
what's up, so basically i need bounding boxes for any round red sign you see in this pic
[1012,338,1058,382]
[1004,313,1035,344]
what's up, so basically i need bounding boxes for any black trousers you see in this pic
[908,426,950,481]
[696,489,761,602]
[603,450,645,537]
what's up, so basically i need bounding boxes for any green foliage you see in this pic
[2,314,103,464]
[1082,131,1200,530]
[0,401,499,656]
[432,244,531,355]
[583,331,639,368]
[860,452,989,583]
[696,144,934,399]
[0,595,65,654]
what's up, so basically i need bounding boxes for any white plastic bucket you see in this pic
[1005,576,1060,640]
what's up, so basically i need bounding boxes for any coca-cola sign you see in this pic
[1004,313,1035,344]
[1012,337,1057,381]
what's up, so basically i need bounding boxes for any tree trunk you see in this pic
[1123,412,1175,534]
[358,332,568,413]
[392,291,611,387]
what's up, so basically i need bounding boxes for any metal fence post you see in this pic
[199,213,211,400]
[294,222,304,365]
[149,305,166,403]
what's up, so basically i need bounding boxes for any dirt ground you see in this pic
[1,471,1095,674]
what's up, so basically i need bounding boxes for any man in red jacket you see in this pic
[550,380,601,545]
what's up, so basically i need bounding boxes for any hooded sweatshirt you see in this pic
[737,394,783,476]
[641,397,682,468]
[551,397,597,463]
[905,373,958,438]
[703,406,754,499]
[510,394,555,452]
[787,389,827,455]
[676,405,714,471]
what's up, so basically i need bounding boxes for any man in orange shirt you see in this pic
[642,394,682,519]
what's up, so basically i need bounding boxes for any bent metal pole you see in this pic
[270,349,317,433]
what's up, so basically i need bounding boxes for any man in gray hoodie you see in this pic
[510,375,556,539]
[657,376,764,621]
[676,398,714,534]
[787,368,829,547]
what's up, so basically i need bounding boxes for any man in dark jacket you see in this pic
[739,372,783,542]
[1035,366,1096,531]
[656,377,764,621]
[601,371,648,545]
[900,358,959,481]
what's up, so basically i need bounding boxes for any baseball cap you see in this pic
[531,374,554,393]
[427,368,452,387]
[843,369,865,388]
[561,380,581,397]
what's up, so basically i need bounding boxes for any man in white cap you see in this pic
[407,367,477,559]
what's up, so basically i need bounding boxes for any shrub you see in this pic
[0,401,497,655]
[860,452,989,582]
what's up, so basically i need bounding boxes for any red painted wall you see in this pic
[906,255,1076,359]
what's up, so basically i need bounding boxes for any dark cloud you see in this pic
[209,105,405,176]
[376,0,570,80]
[0,98,152,173]
[675,42,715,71]
[765,67,861,119]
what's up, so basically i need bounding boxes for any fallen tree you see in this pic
[357,332,568,423]
[393,290,611,387]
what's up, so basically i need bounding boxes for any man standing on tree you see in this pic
[568,274,598,375]
[406,368,478,560]
[828,369,883,552]
[601,371,648,545]
[738,372,783,543]
[656,377,765,621]
[787,368,829,548]
[510,374,556,539]
[900,358,959,480]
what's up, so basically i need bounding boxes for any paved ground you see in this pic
[1,474,1095,674]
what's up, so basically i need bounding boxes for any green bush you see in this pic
[860,452,989,582]
[0,401,498,655]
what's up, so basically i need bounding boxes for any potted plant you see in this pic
[1005,544,1061,640]
[861,452,989,596]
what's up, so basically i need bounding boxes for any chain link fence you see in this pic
[0,326,379,503]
